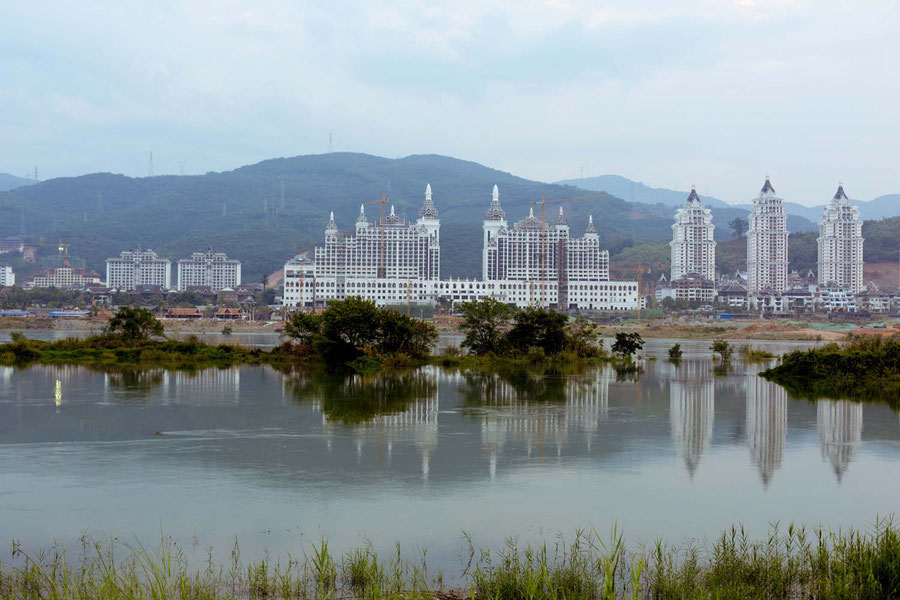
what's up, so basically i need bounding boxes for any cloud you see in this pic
[0,0,897,204]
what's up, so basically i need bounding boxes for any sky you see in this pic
[1,0,898,206]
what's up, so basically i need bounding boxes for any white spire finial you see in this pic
[425,183,432,200]
[390,204,395,216]
[359,204,364,213]
[559,206,564,216]
[329,211,334,220]
[492,184,499,200]
[589,214,593,224]
[528,206,534,218]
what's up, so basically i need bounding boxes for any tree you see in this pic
[316,297,381,360]
[612,332,644,358]
[458,298,513,355]
[668,343,683,359]
[106,307,164,341]
[729,217,749,239]
[282,310,322,345]
[506,307,568,355]
[566,316,603,357]
[376,310,438,358]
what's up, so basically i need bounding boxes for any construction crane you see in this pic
[527,193,599,308]
[364,193,389,278]
[614,262,650,318]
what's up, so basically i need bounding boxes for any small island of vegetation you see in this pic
[762,334,900,405]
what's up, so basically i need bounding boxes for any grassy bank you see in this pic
[761,335,900,406]
[0,334,301,370]
[3,521,899,599]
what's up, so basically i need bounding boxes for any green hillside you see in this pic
[0,153,674,281]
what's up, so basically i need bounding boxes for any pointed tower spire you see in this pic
[486,184,505,219]
[420,182,438,218]
[390,205,395,216]
[687,186,701,205]
[833,184,848,202]
[586,214,597,234]
[556,206,567,225]
[357,203,368,223]
[761,177,776,195]
[325,211,337,233]
[528,206,535,219]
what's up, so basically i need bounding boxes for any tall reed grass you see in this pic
[3,519,899,599]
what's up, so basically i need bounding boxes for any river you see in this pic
[1,338,898,576]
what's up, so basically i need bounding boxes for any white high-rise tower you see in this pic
[817,185,864,293]
[482,184,507,280]
[670,187,716,281]
[747,178,789,295]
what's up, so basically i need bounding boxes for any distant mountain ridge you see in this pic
[0,153,678,281]
[557,174,818,233]
[0,173,34,192]
[560,174,900,223]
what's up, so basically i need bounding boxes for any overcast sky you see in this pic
[2,1,898,206]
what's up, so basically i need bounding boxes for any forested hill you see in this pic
[0,173,34,192]
[0,153,679,281]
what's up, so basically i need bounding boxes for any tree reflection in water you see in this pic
[286,368,437,424]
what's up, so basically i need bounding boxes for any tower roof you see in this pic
[687,187,701,205]
[833,184,849,202]
[556,206,567,225]
[761,177,776,195]
[585,214,597,234]
[325,211,337,231]
[419,182,438,218]
[356,203,368,223]
[485,184,505,219]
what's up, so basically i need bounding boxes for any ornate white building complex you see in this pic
[817,185,864,293]
[670,187,716,281]
[106,246,172,291]
[283,184,638,310]
[747,178,789,295]
[176,247,242,292]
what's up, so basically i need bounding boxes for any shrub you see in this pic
[711,339,734,362]
[668,343,683,359]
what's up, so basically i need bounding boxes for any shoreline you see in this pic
[3,315,896,341]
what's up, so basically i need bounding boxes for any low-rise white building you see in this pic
[0,266,14,287]
[177,247,241,292]
[819,284,857,312]
[855,285,892,313]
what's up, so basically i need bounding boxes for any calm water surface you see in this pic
[1,339,898,573]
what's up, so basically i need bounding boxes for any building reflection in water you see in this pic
[746,375,787,487]
[466,367,611,479]
[817,400,862,482]
[165,369,242,405]
[301,368,440,480]
[669,360,714,477]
